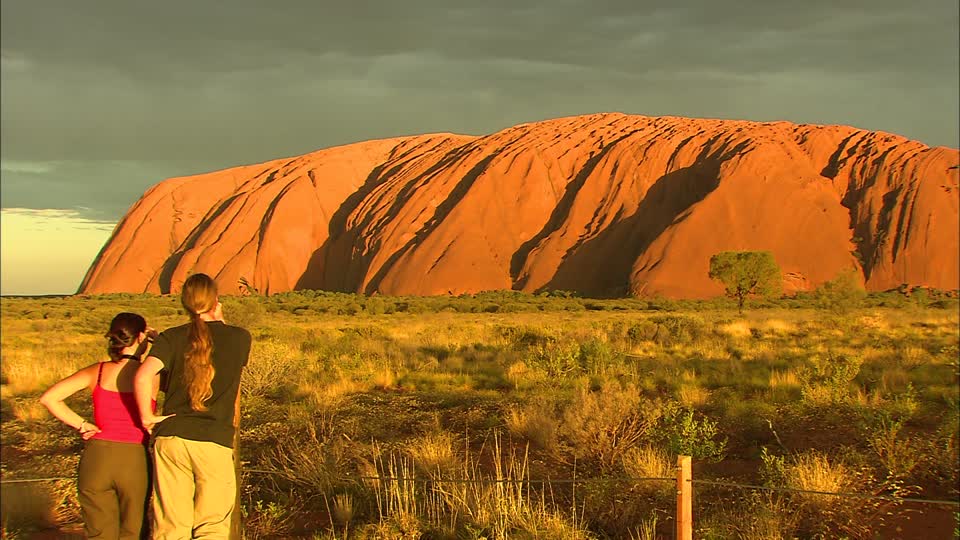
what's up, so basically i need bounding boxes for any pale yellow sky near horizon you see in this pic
[1,209,116,296]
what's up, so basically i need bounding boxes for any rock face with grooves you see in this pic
[79,113,960,297]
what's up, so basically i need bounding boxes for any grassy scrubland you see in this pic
[1,290,958,539]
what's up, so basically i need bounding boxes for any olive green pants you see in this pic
[77,439,151,540]
[151,436,235,540]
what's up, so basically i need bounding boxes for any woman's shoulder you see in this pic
[167,322,193,331]
[159,323,191,338]
[82,362,107,375]
[74,362,107,385]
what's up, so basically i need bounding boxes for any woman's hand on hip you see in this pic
[79,421,101,440]
[141,413,175,433]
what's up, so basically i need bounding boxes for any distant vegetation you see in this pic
[1,288,957,538]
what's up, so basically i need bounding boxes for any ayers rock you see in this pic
[79,113,960,298]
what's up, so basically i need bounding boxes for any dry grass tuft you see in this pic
[369,453,427,537]
[260,422,347,493]
[305,377,362,406]
[898,346,929,367]
[441,355,464,372]
[622,445,673,492]
[763,318,795,334]
[506,361,529,386]
[406,431,459,474]
[373,368,397,390]
[506,402,559,452]
[782,451,852,511]
[852,387,887,409]
[737,494,799,540]
[880,368,910,393]
[435,435,590,539]
[718,321,752,338]
[331,492,355,528]
[677,385,711,408]
[769,369,800,389]
[629,514,659,540]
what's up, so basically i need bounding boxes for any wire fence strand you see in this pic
[689,479,960,507]
[6,470,957,508]
[0,476,75,484]
[242,470,674,484]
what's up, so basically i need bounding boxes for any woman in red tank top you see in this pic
[40,312,161,540]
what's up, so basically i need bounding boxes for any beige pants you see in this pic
[152,436,235,540]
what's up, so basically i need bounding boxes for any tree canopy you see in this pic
[708,251,782,313]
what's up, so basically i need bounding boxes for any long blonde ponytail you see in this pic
[181,273,218,411]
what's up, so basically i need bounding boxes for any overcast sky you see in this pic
[1,0,958,294]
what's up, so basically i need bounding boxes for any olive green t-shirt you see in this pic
[149,321,251,448]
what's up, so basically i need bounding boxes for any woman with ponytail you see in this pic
[135,273,251,539]
[40,312,160,539]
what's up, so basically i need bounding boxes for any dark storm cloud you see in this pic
[1,160,173,219]
[4,1,952,78]
[1,0,957,220]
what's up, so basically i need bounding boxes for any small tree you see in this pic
[708,251,782,314]
[815,269,866,313]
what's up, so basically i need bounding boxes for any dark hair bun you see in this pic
[105,312,147,360]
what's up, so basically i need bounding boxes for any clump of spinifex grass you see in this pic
[621,445,674,497]
[780,451,855,510]
[357,434,590,539]
[406,431,459,475]
[506,401,559,453]
[677,382,711,408]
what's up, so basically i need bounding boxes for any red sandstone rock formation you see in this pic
[78,113,960,297]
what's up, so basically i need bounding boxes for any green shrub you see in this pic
[815,269,866,313]
[222,296,265,329]
[578,338,615,375]
[527,339,581,378]
[798,352,863,405]
[661,408,727,462]
[649,315,707,346]
[626,321,659,344]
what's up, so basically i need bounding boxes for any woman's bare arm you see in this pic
[39,364,101,439]
[135,356,174,432]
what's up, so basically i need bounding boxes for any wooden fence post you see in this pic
[677,455,692,540]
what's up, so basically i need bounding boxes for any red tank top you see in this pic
[91,360,156,445]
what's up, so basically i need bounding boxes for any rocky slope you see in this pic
[79,113,960,297]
